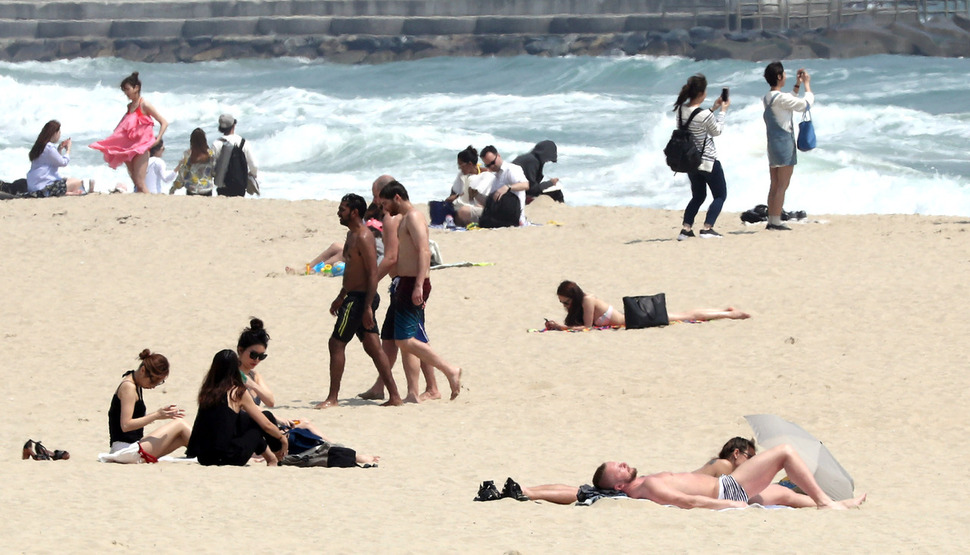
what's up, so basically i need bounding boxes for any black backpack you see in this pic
[218,138,248,197]
[663,108,706,173]
[479,190,521,228]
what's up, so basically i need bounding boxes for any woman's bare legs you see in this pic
[767,165,794,222]
[138,420,191,458]
[668,307,751,322]
[64,177,87,195]
[749,484,817,508]
[731,444,866,509]
[126,151,150,193]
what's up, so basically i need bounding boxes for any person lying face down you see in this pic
[544,280,750,331]
[593,444,866,510]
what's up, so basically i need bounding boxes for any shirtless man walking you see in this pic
[593,444,866,510]
[358,175,443,402]
[378,180,462,403]
[315,193,403,408]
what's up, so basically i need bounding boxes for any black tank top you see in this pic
[108,370,146,445]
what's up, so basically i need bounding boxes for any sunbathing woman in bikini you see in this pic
[543,280,750,331]
[106,349,191,462]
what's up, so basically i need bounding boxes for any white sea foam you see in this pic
[1,54,967,215]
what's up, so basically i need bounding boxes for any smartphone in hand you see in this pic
[721,88,729,102]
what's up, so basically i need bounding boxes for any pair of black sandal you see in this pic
[474,477,528,502]
[22,439,69,461]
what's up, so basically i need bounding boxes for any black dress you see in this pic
[108,371,145,446]
[186,396,279,466]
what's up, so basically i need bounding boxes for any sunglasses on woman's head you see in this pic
[248,351,268,361]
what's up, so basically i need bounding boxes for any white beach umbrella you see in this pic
[744,414,855,501]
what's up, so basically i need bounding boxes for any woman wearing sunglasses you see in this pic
[104,349,191,463]
[236,318,328,439]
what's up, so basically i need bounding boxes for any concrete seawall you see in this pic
[1,0,968,62]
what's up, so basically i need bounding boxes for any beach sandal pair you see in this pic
[22,439,69,461]
[474,478,529,502]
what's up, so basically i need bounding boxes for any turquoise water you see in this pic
[1,54,968,215]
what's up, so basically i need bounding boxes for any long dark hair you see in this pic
[557,280,587,327]
[197,349,246,409]
[29,120,61,161]
[188,128,210,164]
[673,74,707,110]
[237,317,270,352]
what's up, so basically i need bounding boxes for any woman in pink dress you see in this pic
[90,72,169,193]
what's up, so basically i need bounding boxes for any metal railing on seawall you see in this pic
[725,0,970,30]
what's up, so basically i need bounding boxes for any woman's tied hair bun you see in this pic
[137,348,170,381]
[238,317,270,351]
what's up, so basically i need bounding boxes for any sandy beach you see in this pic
[2,193,968,552]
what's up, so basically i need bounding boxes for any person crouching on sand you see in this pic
[106,349,191,463]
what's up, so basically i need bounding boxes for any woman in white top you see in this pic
[145,140,176,194]
[26,120,91,196]
[673,74,730,240]
[447,145,495,226]
[763,62,814,230]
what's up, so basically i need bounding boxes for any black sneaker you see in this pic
[474,480,502,502]
[699,229,722,239]
[766,223,791,231]
[677,229,695,241]
[501,477,529,501]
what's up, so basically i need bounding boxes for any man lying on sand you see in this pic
[594,444,866,510]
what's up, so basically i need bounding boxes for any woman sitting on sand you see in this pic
[186,349,288,466]
[26,120,92,197]
[234,318,380,466]
[543,280,749,331]
[106,349,191,463]
[170,128,216,196]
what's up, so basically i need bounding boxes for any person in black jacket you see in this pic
[513,140,563,203]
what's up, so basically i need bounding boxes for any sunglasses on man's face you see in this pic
[248,351,268,361]
[484,158,497,168]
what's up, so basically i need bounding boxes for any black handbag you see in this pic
[622,294,669,329]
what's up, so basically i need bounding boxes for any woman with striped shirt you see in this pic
[673,74,729,241]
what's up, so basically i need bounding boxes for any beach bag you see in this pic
[287,427,324,453]
[479,190,520,228]
[218,138,248,197]
[622,293,669,329]
[281,440,357,468]
[428,200,455,226]
[797,105,816,152]
[664,108,706,173]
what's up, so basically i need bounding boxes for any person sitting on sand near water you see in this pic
[103,349,191,463]
[476,437,819,507]
[543,280,749,330]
